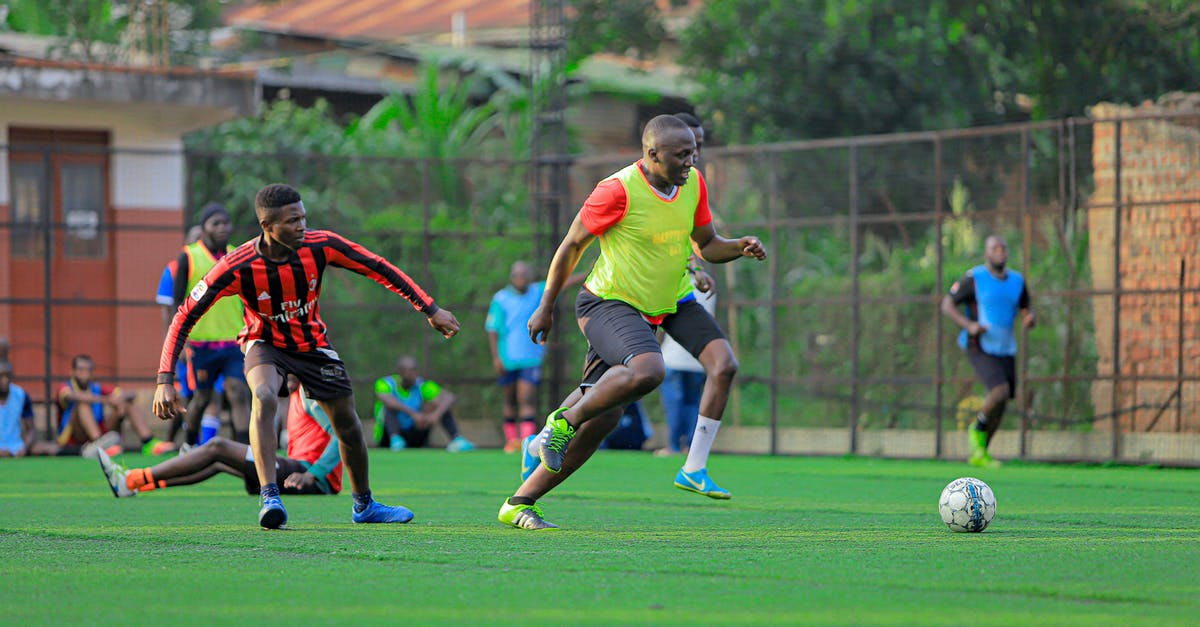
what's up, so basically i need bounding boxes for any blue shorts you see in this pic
[188,344,246,391]
[497,366,542,386]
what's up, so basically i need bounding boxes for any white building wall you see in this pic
[0,99,185,209]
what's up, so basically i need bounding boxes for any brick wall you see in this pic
[1089,95,1200,432]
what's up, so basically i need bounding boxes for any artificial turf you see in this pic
[1,449,1197,625]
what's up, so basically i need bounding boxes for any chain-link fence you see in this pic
[3,111,1197,463]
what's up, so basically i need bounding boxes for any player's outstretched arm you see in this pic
[691,222,767,263]
[529,213,596,344]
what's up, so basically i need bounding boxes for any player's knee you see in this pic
[712,354,739,383]
[630,363,665,394]
[252,386,279,415]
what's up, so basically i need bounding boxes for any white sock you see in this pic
[683,416,720,473]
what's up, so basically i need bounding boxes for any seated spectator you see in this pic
[57,354,175,458]
[0,359,60,457]
[374,355,474,452]
[98,378,342,497]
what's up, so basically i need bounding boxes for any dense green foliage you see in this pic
[1,0,227,64]
[676,0,1200,142]
[3,453,1198,624]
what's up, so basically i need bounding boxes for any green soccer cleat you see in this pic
[536,407,575,474]
[497,500,559,530]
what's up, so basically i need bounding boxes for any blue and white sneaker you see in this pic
[258,496,288,529]
[520,434,538,482]
[445,435,476,453]
[673,468,732,500]
[352,500,415,524]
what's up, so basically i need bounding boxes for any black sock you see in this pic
[233,430,250,445]
[974,412,989,431]
[508,496,535,506]
[260,483,279,500]
[353,491,372,513]
[141,435,153,445]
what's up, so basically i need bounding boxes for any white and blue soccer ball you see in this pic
[938,477,996,532]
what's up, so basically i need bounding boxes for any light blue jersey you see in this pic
[951,265,1029,357]
[0,383,32,454]
[485,282,546,371]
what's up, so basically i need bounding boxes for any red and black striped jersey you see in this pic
[159,229,438,376]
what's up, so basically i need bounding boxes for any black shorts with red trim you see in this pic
[243,341,354,400]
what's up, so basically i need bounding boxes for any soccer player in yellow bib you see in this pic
[171,204,251,446]
[498,115,766,529]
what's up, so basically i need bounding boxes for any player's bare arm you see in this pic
[939,295,986,336]
[528,214,597,344]
[690,222,767,263]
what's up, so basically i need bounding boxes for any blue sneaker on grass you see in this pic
[352,500,415,524]
[520,422,555,481]
[673,468,732,500]
[259,496,288,529]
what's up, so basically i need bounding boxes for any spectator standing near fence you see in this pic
[486,261,548,452]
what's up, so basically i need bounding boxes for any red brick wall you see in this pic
[1090,99,1200,432]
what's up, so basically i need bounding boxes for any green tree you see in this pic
[679,0,1200,142]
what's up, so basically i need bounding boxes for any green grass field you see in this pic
[2,450,1197,625]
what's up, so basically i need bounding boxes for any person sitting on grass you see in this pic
[99,378,342,498]
[374,355,474,452]
[0,359,60,458]
[58,354,175,459]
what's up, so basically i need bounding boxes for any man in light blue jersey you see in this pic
[941,235,1036,467]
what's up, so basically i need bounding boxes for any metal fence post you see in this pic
[848,145,860,454]
[1110,120,1123,461]
[933,137,945,458]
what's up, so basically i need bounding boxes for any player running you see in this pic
[154,183,460,529]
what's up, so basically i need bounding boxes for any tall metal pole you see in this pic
[529,0,570,411]
[1110,121,1123,461]
[848,146,860,454]
[933,138,945,458]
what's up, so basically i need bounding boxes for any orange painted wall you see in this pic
[113,208,185,386]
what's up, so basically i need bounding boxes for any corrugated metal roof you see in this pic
[224,0,532,43]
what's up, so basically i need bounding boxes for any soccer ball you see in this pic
[938,477,996,532]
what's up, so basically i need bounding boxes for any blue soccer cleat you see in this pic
[520,425,551,482]
[259,496,288,529]
[352,500,415,524]
[673,467,732,500]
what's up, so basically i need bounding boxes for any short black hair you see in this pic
[255,184,302,223]
[71,354,93,369]
[0,359,12,373]
[642,114,693,150]
[674,112,702,128]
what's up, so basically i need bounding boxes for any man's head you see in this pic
[397,355,419,387]
[674,112,705,158]
[199,203,232,249]
[642,114,697,188]
[984,235,1009,271]
[509,260,532,293]
[71,354,94,385]
[255,184,306,249]
[0,359,12,396]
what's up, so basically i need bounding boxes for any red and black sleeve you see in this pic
[157,259,242,381]
[318,231,439,315]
